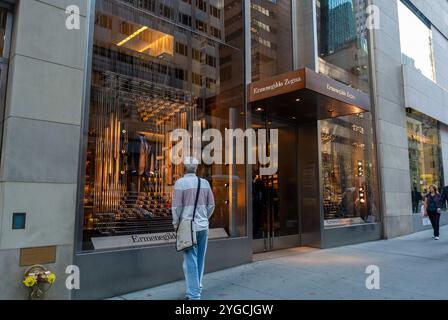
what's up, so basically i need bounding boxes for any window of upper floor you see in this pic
[397,0,436,81]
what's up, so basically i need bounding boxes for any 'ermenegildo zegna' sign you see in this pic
[249,68,370,111]
[91,228,229,250]
[249,69,306,102]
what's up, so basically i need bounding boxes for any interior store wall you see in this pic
[0,0,89,299]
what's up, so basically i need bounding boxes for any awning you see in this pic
[248,68,371,121]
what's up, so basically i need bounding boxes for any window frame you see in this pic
[397,0,436,81]
[76,0,248,252]
[406,110,444,213]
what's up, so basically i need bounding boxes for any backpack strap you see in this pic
[192,177,201,221]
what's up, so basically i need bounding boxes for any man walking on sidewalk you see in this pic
[172,157,215,300]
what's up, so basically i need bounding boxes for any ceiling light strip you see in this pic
[117,26,148,47]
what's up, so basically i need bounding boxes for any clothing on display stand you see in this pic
[85,72,196,236]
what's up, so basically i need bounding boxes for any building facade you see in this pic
[0,0,447,299]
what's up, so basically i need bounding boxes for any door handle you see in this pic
[263,231,267,252]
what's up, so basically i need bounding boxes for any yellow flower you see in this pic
[23,276,37,287]
[47,273,56,284]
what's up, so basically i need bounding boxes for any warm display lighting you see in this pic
[139,34,174,56]
[117,26,148,46]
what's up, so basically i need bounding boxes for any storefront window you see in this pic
[250,0,293,82]
[320,113,379,228]
[316,0,370,93]
[81,0,246,250]
[397,0,435,81]
[407,110,444,213]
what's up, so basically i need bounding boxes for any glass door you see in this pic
[252,107,300,252]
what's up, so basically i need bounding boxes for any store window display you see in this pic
[316,0,379,228]
[407,110,444,213]
[320,113,379,228]
[81,0,246,250]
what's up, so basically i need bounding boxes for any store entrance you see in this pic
[251,101,325,253]
[252,112,300,252]
[251,102,363,253]
[249,69,371,252]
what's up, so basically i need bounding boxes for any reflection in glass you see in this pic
[407,110,444,213]
[0,7,8,58]
[320,113,379,227]
[250,0,293,81]
[82,0,246,250]
[316,0,370,92]
[397,1,435,81]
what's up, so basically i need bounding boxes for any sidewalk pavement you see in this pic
[112,226,448,300]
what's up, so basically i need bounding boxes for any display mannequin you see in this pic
[128,133,155,176]
[138,133,151,176]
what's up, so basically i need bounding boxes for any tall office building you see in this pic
[319,0,357,56]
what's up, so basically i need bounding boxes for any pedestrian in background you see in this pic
[424,185,442,240]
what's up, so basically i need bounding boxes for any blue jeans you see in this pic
[183,230,208,300]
